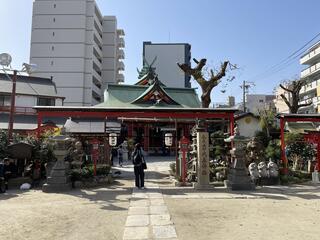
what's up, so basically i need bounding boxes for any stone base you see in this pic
[42,182,71,193]
[193,182,214,190]
[174,180,193,187]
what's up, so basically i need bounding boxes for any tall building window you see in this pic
[0,95,11,106]
[52,32,55,36]
[51,60,54,66]
[37,97,55,106]
[53,18,56,22]
[51,46,54,51]
[54,4,56,8]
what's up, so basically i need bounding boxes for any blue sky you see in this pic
[1,0,319,104]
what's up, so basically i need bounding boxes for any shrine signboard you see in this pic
[196,132,210,187]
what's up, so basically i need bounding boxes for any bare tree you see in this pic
[177,58,231,108]
[279,80,312,113]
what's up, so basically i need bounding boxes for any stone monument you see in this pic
[194,122,212,189]
[42,135,72,192]
[226,126,255,190]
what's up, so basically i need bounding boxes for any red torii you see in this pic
[34,106,236,138]
[278,113,320,174]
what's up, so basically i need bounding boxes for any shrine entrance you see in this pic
[35,106,237,169]
[278,113,320,173]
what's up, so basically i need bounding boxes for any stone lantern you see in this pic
[225,127,255,190]
[42,135,72,192]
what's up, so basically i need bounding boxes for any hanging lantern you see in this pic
[165,133,173,147]
[109,133,117,146]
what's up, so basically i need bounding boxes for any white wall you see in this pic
[236,117,262,138]
[30,0,120,106]
[144,43,190,88]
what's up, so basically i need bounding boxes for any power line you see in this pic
[247,32,320,82]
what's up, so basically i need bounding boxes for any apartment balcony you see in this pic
[93,55,102,70]
[117,37,125,48]
[0,106,37,115]
[117,49,125,59]
[117,61,125,71]
[93,44,102,60]
[117,29,125,36]
[92,72,102,87]
[301,62,320,79]
[300,42,320,65]
[92,84,102,99]
[299,81,317,95]
[116,73,124,83]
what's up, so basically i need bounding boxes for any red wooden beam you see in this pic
[280,118,288,174]
[37,110,233,120]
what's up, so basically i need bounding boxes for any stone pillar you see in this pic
[194,131,211,189]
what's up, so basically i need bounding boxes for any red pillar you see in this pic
[317,139,320,171]
[37,112,42,139]
[280,118,288,174]
[229,113,234,136]
[229,114,235,149]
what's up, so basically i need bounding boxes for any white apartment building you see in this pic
[245,94,275,114]
[273,85,290,113]
[299,41,320,113]
[30,0,124,106]
[143,41,191,88]
[102,16,125,90]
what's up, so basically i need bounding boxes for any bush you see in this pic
[70,164,111,181]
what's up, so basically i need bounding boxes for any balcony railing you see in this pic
[300,42,320,65]
[301,62,320,78]
[0,106,37,115]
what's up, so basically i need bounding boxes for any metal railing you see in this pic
[0,106,37,115]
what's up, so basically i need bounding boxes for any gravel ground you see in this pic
[166,195,320,240]
[0,179,132,240]
[1,158,320,240]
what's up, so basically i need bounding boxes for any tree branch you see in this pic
[298,102,313,108]
[280,84,293,93]
[280,94,292,108]
[207,61,229,89]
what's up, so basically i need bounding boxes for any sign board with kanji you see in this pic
[196,132,210,186]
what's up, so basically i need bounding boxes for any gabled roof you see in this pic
[0,73,62,98]
[131,78,179,105]
[96,83,201,109]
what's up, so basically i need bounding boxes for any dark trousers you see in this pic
[134,165,144,188]
[119,156,123,166]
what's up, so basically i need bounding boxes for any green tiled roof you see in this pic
[95,84,201,108]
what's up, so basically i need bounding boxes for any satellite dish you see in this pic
[22,63,37,74]
[0,53,12,67]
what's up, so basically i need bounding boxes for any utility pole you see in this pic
[240,80,255,112]
[8,70,17,142]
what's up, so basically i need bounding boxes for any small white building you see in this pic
[0,73,64,132]
[235,112,262,138]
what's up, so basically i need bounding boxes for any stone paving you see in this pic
[123,185,177,240]
[122,157,178,240]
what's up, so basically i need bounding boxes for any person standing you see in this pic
[132,143,145,189]
[118,145,124,167]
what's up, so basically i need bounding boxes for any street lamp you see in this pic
[0,53,36,142]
